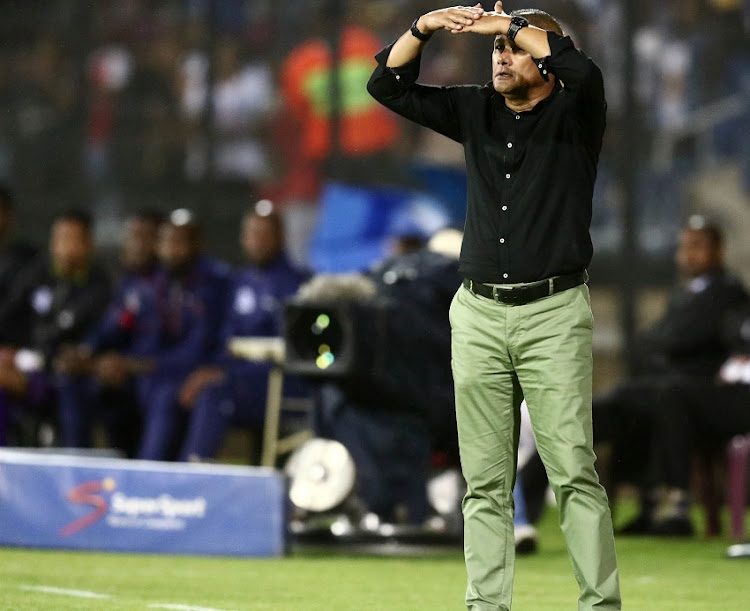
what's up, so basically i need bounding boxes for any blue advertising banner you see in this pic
[0,449,287,557]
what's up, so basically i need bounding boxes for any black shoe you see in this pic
[649,516,694,537]
[616,513,651,536]
[514,525,538,555]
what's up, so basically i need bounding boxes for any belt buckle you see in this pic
[492,285,520,304]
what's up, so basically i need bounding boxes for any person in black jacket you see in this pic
[0,185,36,302]
[593,215,749,533]
[0,210,110,446]
[646,304,750,535]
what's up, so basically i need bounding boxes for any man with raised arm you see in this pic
[368,3,620,609]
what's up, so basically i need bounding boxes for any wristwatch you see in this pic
[506,15,529,42]
[410,18,432,42]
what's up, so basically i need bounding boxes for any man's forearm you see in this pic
[387,5,485,68]
[502,19,551,58]
[385,26,427,68]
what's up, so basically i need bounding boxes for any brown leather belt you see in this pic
[463,271,587,305]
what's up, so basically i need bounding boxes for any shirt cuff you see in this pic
[541,31,576,73]
[373,42,423,86]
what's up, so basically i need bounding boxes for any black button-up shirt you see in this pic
[367,32,606,284]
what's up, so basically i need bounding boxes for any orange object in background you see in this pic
[281,24,400,162]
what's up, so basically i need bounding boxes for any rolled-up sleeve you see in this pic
[367,42,463,143]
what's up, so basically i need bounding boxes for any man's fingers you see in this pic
[495,1,503,12]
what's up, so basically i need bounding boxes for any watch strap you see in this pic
[506,15,529,42]
[410,18,432,42]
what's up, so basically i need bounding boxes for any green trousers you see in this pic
[450,282,621,610]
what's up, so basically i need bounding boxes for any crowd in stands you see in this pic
[0,1,747,260]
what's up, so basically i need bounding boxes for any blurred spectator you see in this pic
[278,3,400,178]
[646,303,750,535]
[179,200,308,461]
[112,32,186,208]
[0,184,37,300]
[83,45,132,187]
[0,210,110,446]
[273,0,403,265]
[118,209,229,460]
[84,210,230,460]
[4,34,76,197]
[53,210,163,456]
[181,37,275,192]
[593,215,749,532]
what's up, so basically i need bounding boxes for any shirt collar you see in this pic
[486,80,562,116]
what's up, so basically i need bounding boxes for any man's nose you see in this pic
[495,48,510,64]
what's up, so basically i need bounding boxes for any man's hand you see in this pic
[417,4,485,35]
[54,344,94,376]
[178,366,227,410]
[453,2,510,36]
[0,352,27,395]
[93,352,132,387]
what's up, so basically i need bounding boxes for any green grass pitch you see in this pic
[1,506,748,610]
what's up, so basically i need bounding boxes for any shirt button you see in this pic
[502,205,507,211]
[499,238,505,243]
[507,142,513,148]
[505,173,511,179]
[515,115,520,120]
[395,75,401,80]
[503,273,509,279]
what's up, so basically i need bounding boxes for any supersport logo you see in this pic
[59,478,116,537]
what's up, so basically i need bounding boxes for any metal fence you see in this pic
[0,0,748,269]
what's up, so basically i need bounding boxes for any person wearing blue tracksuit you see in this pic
[90,209,230,461]
[178,201,308,461]
[54,211,163,456]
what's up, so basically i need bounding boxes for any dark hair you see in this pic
[686,214,724,248]
[55,209,93,232]
[0,183,14,212]
[510,8,564,35]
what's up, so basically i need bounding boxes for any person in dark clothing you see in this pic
[368,3,619,608]
[593,216,749,533]
[86,209,230,460]
[53,211,163,456]
[0,185,37,302]
[311,230,463,525]
[645,305,750,535]
[0,210,110,446]
[178,201,308,461]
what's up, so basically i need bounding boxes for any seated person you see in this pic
[81,209,230,461]
[0,184,37,444]
[53,210,163,456]
[178,200,308,462]
[645,305,750,535]
[593,216,748,531]
[0,210,110,446]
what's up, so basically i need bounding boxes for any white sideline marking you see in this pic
[19,584,112,599]
[148,605,236,611]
